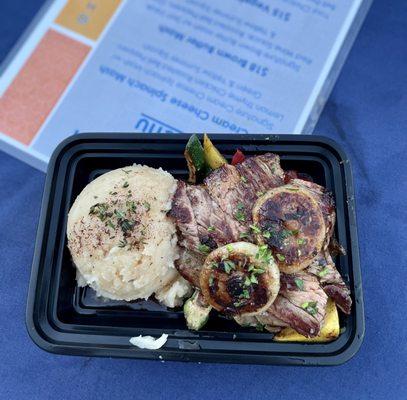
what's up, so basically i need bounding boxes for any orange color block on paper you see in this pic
[55,0,121,41]
[0,29,90,145]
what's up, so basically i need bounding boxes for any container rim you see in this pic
[26,133,364,365]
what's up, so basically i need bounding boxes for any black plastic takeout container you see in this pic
[26,133,364,365]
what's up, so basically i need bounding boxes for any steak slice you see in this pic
[204,153,285,229]
[234,313,288,333]
[307,252,352,314]
[236,153,285,193]
[171,183,241,286]
[204,164,251,227]
[171,181,242,253]
[170,180,200,251]
[255,311,288,333]
[175,247,205,288]
[261,271,328,337]
[186,185,241,246]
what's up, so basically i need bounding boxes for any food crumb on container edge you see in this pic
[129,334,168,349]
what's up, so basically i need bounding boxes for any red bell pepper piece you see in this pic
[231,149,245,165]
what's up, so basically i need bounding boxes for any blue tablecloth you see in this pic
[1,1,406,399]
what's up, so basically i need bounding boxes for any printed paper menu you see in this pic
[0,0,368,170]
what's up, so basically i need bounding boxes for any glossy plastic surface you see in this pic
[26,133,364,365]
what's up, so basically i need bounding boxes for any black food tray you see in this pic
[26,133,364,365]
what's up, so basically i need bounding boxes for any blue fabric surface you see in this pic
[0,1,406,399]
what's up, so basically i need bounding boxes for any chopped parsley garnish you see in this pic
[208,274,214,287]
[109,191,118,196]
[107,220,115,229]
[226,244,233,253]
[89,203,110,221]
[248,264,265,275]
[250,274,258,284]
[198,244,211,254]
[126,200,137,213]
[118,239,127,248]
[287,188,299,192]
[256,191,265,197]
[223,260,235,274]
[294,278,304,291]
[114,210,126,219]
[318,267,330,277]
[211,262,218,269]
[239,231,250,239]
[119,219,135,233]
[244,276,252,286]
[250,224,261,234]
[256,245,272,263]
[207,226,215,232]
[263,230,272,239]
[233,300,245,308]
[234,210,246,222]
[297,238,306,245]
[280,229,298,239]
[122,181,129,188]
[276,253,286,262]
[255,323,265,332]
[122,169,131,174]
[241,289,250,299]
[237,202,245,210]
[301,301,318,315]
[143,201,151,211]
[240,175,248,183]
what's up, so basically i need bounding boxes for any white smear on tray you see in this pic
[129,334,168,350]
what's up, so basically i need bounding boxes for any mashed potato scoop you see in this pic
[67,165,191,306]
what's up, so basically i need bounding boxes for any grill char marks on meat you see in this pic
[186,185,241,247]
[171,150,352,333]
[171,153,285,255]
[307,252,352,314]
[236,153,285,193]
[171,181,245,253]
[171,181,246,287]
[260,272,328,337]
[204,154,285,229]
[170,181,200,251]
[204,164,252,231]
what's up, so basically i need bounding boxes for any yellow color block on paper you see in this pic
[55,0,121,41]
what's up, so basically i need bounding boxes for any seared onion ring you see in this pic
[200,242,280,316]
[253,185,326,273]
